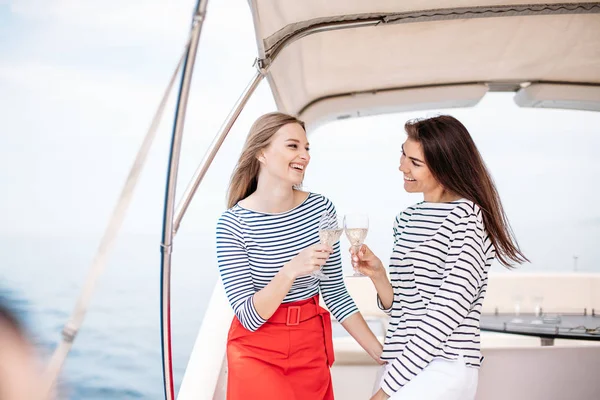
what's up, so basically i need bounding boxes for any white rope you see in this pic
[41,35,192,399]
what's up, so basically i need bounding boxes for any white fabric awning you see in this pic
[247,1,600,127]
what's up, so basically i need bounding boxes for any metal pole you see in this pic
[160,1,208,399]
[173,68,265,234]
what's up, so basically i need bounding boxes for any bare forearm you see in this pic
[341,312,384,363]
[371,388,390,400]
[372,271,393,310]
[252,266,295,320]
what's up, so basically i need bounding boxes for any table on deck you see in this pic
[480,313,600,346]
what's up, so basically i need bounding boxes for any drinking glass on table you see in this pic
[510,294,524,323]
[531,295,544,324]
[314,211,343,280]
[344,213,369,277]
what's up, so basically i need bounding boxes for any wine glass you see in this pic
[314,211,343,280]
[510,294,523,323]
[531,295,544,324]
[344,213,369,277]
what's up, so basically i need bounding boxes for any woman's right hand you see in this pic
[282,244,333,279]
[350,244,385,279]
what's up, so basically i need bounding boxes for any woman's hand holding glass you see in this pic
[349,244,385,279]
[283,244,333,280]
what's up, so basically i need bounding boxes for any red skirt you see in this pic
[226,295,335,400]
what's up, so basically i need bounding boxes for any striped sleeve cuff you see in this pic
[382,361,410,395]
[335,304,359,323]
[238,296,267,332]
[377,294,393,315]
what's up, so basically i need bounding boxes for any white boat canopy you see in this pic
[247,1,600,128]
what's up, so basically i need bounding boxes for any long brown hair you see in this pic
[227,112,305,209]
[405,115,528,267]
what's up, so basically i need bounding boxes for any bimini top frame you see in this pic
[248,1,600,128]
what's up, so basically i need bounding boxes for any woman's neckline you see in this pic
[236,191,312,215]
[420,198,468,205]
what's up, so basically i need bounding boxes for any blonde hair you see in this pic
[227,112,305,208]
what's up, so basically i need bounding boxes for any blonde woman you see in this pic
[216,112,383,399]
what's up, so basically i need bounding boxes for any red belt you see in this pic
[268,295,335,366]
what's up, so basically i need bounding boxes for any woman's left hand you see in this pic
[369,388,390,400]
[350,244,385,279]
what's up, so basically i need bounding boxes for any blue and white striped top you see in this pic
[216,192,358,332]
[379,199,495,395]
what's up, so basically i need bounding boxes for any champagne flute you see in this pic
[344,213,369,277]
[314,211,343,280]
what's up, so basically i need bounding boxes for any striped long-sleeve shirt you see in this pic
[379,199,495,396]
[216,192,358,332]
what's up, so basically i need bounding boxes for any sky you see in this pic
[1,0,599,272]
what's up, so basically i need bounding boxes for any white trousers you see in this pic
[373,357,479,400]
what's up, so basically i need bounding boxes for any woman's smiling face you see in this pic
[399,138,442,195]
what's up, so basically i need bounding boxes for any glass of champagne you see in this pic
[315,211,343,280]
[344,213,369,277]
